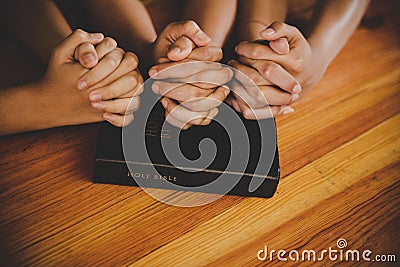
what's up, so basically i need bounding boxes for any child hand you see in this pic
[151,55,231,130]
[150,21,232,130]
[153,20,211,63]
[151,60,231,130]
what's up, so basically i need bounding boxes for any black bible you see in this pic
[94,87,280,198]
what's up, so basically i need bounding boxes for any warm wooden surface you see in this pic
[1,1,399,266]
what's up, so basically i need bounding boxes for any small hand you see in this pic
[150,21,231,129]
[151,57,232,129]
[153,20,211,63]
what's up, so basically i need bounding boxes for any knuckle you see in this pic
[236,65,248,78]
[114,117,124,127]
[250,47,261,58]
[272,21,284,31]
[262,63,277,79]
[223,68,233,83]
[243,108,254,120]
[191,117,204,125]
[200,49,211,60]
[108,104,119,114]
[73,29,87,39]
[109,57,119,68]
[81,42,94,52]
[103,37,118,48]
[249,72,262,85]
[124,52,139,69]
[115,47,125,56]
[282,93,292,105]
[291,25,301,35]
[135,85,144,96]
[212,107,219,117]
[203,119,212,126]
[184,101,199,111]
[127,72,138,86]
[215,49,223,61]
[166,116,178,127]
[165,22,176,32]
[193,89,207,99]
[217,90,227,102]
[107,54,121,68]
[101,88,114,99]
[256,91,267,103]
[131,96,140,110]
[183,20,197,31]
[123,115,134,126]
[192,90,202,98]
[235,42,246,53]
[192,100,210,112]
[291,56,304,72]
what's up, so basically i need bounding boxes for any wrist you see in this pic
[308,36,331,71]
[34,79,65,130]
[13,81,60,133]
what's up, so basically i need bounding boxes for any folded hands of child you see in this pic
[149,20,232,130]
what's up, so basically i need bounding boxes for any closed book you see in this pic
[94,87,280,198]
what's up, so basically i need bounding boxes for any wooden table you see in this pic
[0,2,399,266]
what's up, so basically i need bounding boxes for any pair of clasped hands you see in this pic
[47,20,314,129]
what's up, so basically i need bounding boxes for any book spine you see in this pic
[94,159,279,198]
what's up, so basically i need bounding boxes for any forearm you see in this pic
[79,0,157,61]
[182,0,237,47]
[0,83,54,135]
[0,0,71,64]
[308,0,370,68]
[237,0,288,42]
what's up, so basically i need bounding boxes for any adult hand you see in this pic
[42,29,143,127]
[227,36,300,119]
[239,21,325,95]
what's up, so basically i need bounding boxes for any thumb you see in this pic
[52,29,104,64]
[168,20,211,47]
[254,38,289,55]
[167,36,195,62]
[269,38,290,55]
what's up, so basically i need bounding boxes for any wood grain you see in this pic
[0,1,399,266]
[131,115,400,267]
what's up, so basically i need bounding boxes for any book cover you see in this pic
[94,82,280,198]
